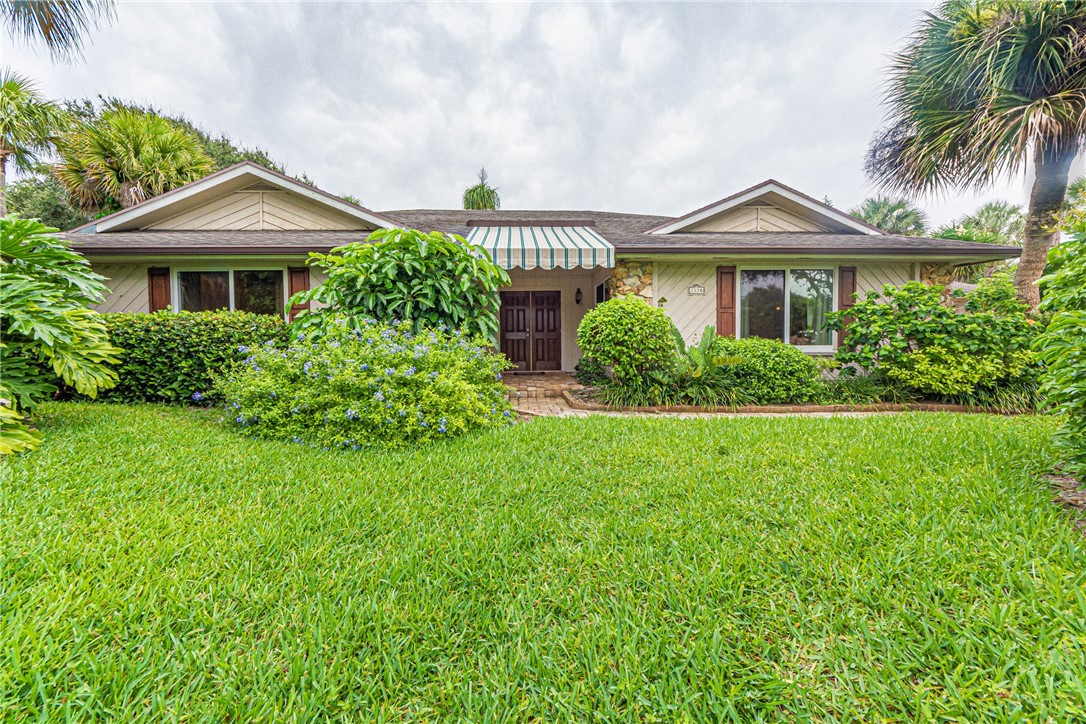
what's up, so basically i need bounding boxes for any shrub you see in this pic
[291,228,510,340]
[709,336,822,404]
[1,217,121,453]
[98,311,287,404]
[574,356,609,386]
[577,296,674,385]
[214,320,513,449]
[1036,222,1086,475]
[828,281,1040,398]
[667,326,751,407]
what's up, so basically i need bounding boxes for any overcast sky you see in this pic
[3,1,1051,225]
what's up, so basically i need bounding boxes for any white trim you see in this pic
[172,264,290,319]
[95,164,397,232]
[649,182,882,236]
[735,264,837,353]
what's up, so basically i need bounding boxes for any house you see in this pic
[67,161,1020,372]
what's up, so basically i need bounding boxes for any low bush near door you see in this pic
[214,320,513,449]
[576,295,674,385]
[95,311,288,404]
[709,336,822,404]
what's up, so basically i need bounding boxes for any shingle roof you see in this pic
[66,207,1022,260]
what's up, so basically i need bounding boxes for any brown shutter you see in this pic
[716,266,736,338]
[148,267,171,312]
[287,266,311,320]
[837,266,857,347]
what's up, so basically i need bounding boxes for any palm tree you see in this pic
[848,196,928,235]
[463,167,501,211]
[1,0,115,61]
[866,0,1086,308]
[0,69,67,216]
[55,107,213,213]
[935,200,1024,282]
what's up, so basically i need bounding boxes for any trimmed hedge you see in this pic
[99,311,288,404]
[710,336,821,404]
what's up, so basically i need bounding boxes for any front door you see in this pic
[499,291,561,371]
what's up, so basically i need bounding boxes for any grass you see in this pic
[2,403,1085,721]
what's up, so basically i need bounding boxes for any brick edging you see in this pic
[560,390,1011,415]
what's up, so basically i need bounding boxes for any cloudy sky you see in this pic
[3,1,1048,225]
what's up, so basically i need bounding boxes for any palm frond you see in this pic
[1,0,116,62]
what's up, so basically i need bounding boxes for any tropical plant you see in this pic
[0,69,68,216]
[866,0,1086,308]
[934,200,1025,281]
[1035,217,1086,475]
[0,0,115,61]
[291,227,511,340]
[215,320,513,449]
[462,166,501,211]
[0,216,121,452]
[54,106,213,214]
[577,295,675,386]
[668,326,749,407]
[6,163,87,229]
[848,196,928,235]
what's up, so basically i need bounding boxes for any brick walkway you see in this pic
[504,372,581,399]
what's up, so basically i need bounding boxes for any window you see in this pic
[739,268,834,350]
[176,269,286,316]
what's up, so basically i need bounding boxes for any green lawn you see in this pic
[2,404,1084,721]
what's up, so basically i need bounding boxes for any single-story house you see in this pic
[66,161,1020,372]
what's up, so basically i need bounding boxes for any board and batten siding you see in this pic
[147,191,365,231]
[656,261,916,343]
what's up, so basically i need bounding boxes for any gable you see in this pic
[682,202,828,232]
[648,180,883,236]
[148,187,366,231]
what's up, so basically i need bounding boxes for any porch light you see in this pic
[575,288,583,304]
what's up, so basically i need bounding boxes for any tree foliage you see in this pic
[290,228,511,340]
[0,0,115,61]
[462,166,501,211]
[0,69,68,215]
[7,164,87,229]
[848,196,928,235]
[0,216,121,452]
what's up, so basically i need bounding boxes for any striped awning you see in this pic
[465,225,615,270]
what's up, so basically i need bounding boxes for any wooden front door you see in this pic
[499,291,561,371]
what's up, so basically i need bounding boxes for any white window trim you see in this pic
[173,265,290,318]
[736,265,838,354]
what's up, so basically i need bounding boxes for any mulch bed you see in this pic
[1047,472,1086,536]
[563,388,1008,415]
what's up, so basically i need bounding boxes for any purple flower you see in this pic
[346,409,359,420]
[374,391,385,401]
[237,345,251,354]
[191,391,205,402]
[403,366,416,377]
[385,368,396,376]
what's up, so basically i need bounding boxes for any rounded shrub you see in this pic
[214,320,513,450]
[576,295,674,384]
[99,311,287,404]
[710,336,821,404]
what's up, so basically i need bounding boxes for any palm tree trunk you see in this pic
[1016,145,1076,309]
[0,152,8,217]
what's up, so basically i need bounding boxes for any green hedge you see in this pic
[99,311,288,404]
[710,336,822,404]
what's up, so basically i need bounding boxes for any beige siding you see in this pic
[656,262,718,342]
[95,264,150,313]
[855,263,914,299]
[149,191,365,231]
[686,203,828,232]
[504,268,597,371]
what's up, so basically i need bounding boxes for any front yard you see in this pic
[2,404,1084,720]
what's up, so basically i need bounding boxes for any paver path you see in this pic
[512,394,870,418]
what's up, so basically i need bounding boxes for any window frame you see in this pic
[736,265,838,354]
[172,266,290,319]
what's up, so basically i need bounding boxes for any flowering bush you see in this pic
[214,319,514,449]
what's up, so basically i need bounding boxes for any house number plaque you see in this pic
[687,283,706,296]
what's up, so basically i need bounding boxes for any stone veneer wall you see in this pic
[920,263,955,287]
[608,259,653,303]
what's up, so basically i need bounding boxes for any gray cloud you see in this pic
[3,1,1033,224]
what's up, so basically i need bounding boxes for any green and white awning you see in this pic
[465,225,615,270]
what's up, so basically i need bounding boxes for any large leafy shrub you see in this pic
[97,311,287,404]
[1035,224,1086,475]
[0,217,121,453]
[829,281,1040,399]
[709,336,822,404]
[215,320,513,449]
[291,228,510,340]
[576,295,674,385]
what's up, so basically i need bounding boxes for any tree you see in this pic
[462,166,501,211]
[934,200,1024,282]
[54,106,213,214]
[866,0,1086,308]
[0,216,121,453]
[7,164,87,229]
[1,0,115,61]
[848,196,928,235]
[0,69,67,216]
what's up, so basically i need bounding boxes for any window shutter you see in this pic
[837,266,857,347]
[287,267,311,320]
[148,267,171,312]
[716,266,736,338]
